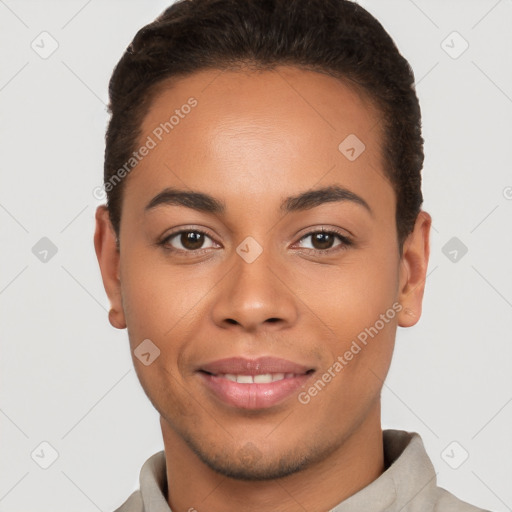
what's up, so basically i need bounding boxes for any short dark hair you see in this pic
[104,0,424,256]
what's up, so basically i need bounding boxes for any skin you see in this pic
[94,66,431,512]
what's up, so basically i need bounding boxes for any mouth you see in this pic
[197,357,316,410]
[200,372,309,384]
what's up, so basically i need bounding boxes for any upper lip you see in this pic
[199,357,314,376]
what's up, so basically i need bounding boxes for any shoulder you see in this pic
[382,430,493,512]
[111,450,168,512]
[112,490,144,512]
[432,485,493,512]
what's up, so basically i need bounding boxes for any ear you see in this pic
[94,205,126,329]
[396,210,432,328]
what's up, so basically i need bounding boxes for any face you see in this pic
[95,66,430,480]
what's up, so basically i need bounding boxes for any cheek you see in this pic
[293,246,399,342]
[292,240,399,405]
[119,250,216,343]
[132,356,205,432]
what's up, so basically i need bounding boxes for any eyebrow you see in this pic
[282,185,373,216]
[144,185,373,217]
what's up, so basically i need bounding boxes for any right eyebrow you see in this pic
[145,188,226,214]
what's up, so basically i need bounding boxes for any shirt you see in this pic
[114,429,491,512]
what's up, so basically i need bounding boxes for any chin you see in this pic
[181,432,335,481]
[198,449,313,481]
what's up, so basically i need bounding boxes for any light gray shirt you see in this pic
[114,429,490,512]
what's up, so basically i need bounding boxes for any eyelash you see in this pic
[158,227,353,257]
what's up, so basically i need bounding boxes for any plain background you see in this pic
[0,0,511,511]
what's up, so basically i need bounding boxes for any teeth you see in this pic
[253,374,273,383]
[236,375,253,384]
[218,373,294,383]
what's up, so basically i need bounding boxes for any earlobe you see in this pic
[108,307,126,330]
[94,205,127,330]
[397,210,432,328]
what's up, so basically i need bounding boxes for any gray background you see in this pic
[1,0,511,510]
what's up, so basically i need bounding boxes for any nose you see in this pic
[210,246,299,333]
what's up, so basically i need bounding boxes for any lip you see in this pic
[199,356,313,376]
[197,357,315,410]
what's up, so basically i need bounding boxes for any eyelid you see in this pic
[292,227,353,253]
[159,226,220,252]
[294,225,352,242]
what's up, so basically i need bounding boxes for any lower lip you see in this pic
[198,372,313,410]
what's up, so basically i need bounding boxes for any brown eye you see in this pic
[296,229,352,254]
[310,232,336,250]
[180,231,205,250]
[161,229,217,253]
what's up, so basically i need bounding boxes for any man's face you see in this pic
[96,66,428,480]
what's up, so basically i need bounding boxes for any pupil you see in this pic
[182,232,204,250]
[313,233,333,250]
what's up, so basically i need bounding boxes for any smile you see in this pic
[197,357,315,409]
[213,372,299,383]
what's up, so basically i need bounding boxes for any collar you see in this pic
[330,429,438,511]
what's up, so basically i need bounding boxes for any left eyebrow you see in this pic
[281,185,373,217]
[144,185,373,217]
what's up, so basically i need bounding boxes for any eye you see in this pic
[295,228,353,254]
[157,227,353,257]
[159,229,218,253]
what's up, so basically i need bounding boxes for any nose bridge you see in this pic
[211,237,298,330]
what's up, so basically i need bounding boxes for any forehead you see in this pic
[124,66,393,220]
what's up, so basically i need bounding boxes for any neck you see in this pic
[161,403,384,512]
